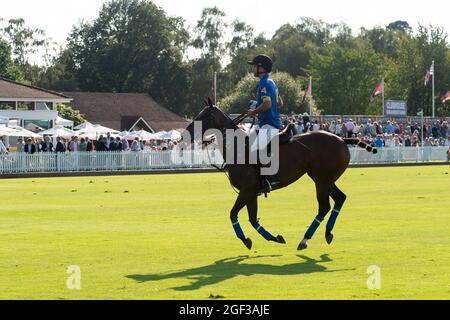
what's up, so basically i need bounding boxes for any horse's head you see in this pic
[183,98,233,144]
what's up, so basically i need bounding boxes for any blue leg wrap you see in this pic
[252,220,276,241]
[305,215,324,239]
[231,217,245,239]
[326,204,343,231]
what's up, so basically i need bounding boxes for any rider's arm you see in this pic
[248,97,271,116]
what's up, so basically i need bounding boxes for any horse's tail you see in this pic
[344,138,378,154]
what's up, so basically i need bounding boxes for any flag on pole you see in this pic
[301,78,312,104]
[370,82,383,102]
[441,91,450,103]
[424,63,434,86]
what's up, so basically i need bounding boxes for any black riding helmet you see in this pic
[247,54,273,73]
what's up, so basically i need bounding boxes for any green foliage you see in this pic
[1,10,449,118]
[309,45,385,115]
[220,72,301,114]
[0,36,23,80]
[192,6,227,60]
[56,104,87,127]
[66,0,190,114]
[0,18,53,83]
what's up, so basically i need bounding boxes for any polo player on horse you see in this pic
[247,54,283,194]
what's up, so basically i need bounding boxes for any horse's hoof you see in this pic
[325,232,334,245]
[297,239,308,250]
[242,237,252,250]
[276,235,286,244]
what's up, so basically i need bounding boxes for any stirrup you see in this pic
[257,178,279,195]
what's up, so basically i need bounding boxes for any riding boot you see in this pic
[255,150,280,194]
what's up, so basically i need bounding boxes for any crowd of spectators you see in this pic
[282,114,450,148]
[0,132,179,155]
[1,116,450,156]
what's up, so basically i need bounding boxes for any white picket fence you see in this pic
[0,147,448,174]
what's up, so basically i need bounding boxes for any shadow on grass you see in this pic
[126,254,354,291]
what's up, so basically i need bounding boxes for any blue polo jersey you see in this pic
[257,74,282,129]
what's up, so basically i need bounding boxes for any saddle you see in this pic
[277,122,295,144]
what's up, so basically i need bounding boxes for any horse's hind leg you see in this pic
[247,196,286,244]
[325,184,347,244]
[298,183,331,250]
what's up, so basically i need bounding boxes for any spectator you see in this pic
[106,132,112,149]
[86,138,93,152]
[24,138,36,154]
[0,136,9,154]
[373,135,384,148]
[55,137,66,153]
[302,113,310,126]
[386,121,394,134]
[335,119,342,136]
[375,121,383,135]
[69,136,79,152]
[41,136,53,152]
[312,120,319,131]
[79,138,87,152]
[34,138,42,153]
[345,119,354,138]
[95,136,107,151]
[404,135,411,147]
[16,138,25,152]
[116,137,123,151]
[441,121,448,139]
[131,138,141,152]
[121,138,130,151]
[63,138,70,151]
[431,122,439,139]
[109,137,118,151]
[296,121,304,135]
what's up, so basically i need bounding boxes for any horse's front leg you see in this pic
[230,191,253,250]
[247,196,286,244]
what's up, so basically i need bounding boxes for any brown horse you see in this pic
[184,102,377,251]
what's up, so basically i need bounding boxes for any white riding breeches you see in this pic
[250,124,278,153]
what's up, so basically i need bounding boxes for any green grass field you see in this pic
[0,165,449,300]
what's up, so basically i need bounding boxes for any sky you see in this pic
[1,0,449,55]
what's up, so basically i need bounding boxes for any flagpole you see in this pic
[431,61,435,118]
[214,71,217,106]
[382,78,385,116]
[309,76,312,116]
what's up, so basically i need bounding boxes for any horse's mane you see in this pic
[215,106,239,130]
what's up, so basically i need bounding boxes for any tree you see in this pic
[308,45,385,115]
[0,18,54,82]
[37,49,79,91]
[57,104,87,127]
[0,36,23,80]
[220,72,301,115]
[0,18,46,66]
[192,6,227,62]
[185,7,228,116]
[387,21,412,33]
[269,18,341,78]
[66,0,190,115]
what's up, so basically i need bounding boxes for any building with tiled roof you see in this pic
[64,92,188,132]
